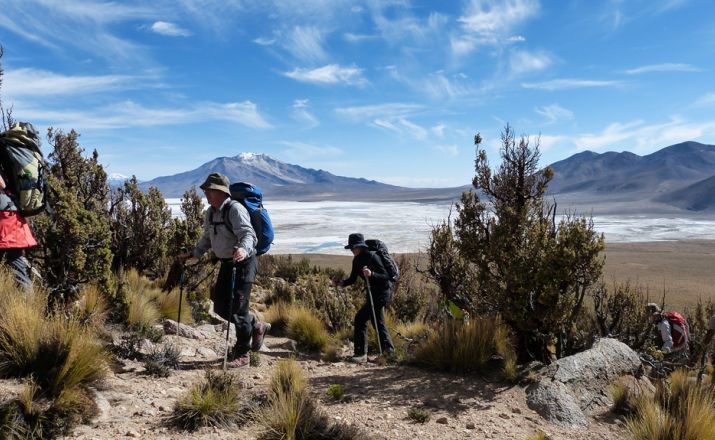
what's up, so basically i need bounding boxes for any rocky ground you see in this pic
[0,320,630,440]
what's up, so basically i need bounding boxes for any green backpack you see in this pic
[0,122,49,217]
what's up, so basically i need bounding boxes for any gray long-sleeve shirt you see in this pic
[192,198,257,259]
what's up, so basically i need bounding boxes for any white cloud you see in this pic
[521,78,622,91]
[454,0,540,56]
[544,117,715,155]
[535,104,574,124]
[253,36,276,46]
[421,71,474,99]
[436,144,459,156]
[13,100,272,130]
[625,63,700,75]
[283,26,327,63]
[432,123,446,137]
[3,68,143,98]
[335,103,423,121]
[281,141,342,158]
[693,93,715,107]
[150,21,191,37]
[343,32,378,43]
[283,64,367,86]
[292,99,319,128]
[509,50,552,76]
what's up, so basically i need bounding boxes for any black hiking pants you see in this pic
[0,248,32,289]
[354,296,394,356]
[213,256,257,356]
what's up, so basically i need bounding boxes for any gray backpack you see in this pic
[0,122,49,216]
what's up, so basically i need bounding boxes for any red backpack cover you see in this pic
[664,311,689,347]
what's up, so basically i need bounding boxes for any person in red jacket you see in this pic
[0,172,37,288]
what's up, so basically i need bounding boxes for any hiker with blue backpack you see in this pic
[179,172,272,368]
[333,233,397,363]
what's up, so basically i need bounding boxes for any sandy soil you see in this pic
[0,327,625,440]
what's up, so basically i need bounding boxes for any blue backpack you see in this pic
[223,182,274,255]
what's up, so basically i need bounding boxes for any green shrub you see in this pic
[167,370,245,431]
[250,352,261,367]
[326,384,344,401]
[286,307,329,353]
[407,406,430,423]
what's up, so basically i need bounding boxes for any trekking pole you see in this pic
[364,272,382,357]
[223,249,238,371]
[176,247,187,336]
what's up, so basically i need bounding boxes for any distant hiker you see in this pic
[647,303,690,358]
[0,172,36,289]
[333,233,395,363]
[178,172,269,368]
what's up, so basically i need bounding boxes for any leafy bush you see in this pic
[286,307,330,353]
[168,370,245,431]
[427,126,604,362]
[388,255,433,323]
[407,406,430,423]
[592,281,653,350]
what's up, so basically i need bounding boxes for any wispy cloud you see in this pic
[693,92,715,107]
[624,63,701,75]
[335,103,423,121]
[292,99,319,128]
[535,104,574,124]
[283,26,328,63]
[150,21,191,37]
[343,32,378,43]
[521,78,622,91]
[453,0,540,57]
[281,141,342,158]
[509,50,553,76]
[253,36,277,46]
[541,117,715,155]
[14,100,272,130]
[3,68,145,98]
[283,64,367,86]
[436,144,460,156]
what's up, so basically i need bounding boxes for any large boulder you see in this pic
[526,338,643,427]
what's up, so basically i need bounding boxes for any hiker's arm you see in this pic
[659,321,674,353]
[0,175,5,190]
[228,203,257,258]
[191,211,212,259]
[341,258,360,287]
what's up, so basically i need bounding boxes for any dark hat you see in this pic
[200,172,230,196]
[344,233,368,250]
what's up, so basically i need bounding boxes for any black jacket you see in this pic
[341,250,392,301]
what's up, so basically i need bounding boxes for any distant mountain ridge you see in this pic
[547,141,715,211]
[140,153,468,201]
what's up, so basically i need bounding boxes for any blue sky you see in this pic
[1,0,714,187]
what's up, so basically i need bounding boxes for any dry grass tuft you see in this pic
[286,307,329,353]
[263,301,293,335]
[167,370,245,431]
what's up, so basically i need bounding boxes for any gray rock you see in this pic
[436,416,449,425]
[163,320,206,339]
[526,380,588,428]
[196,347,218,358]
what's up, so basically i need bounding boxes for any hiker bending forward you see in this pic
[179,172,268,368]
[0,172,36,289]
[333,233,395,363]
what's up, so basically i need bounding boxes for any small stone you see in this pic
[466,422,476,429]
[125,431,140,438]
[499,413,511,420]
[436,416,449,425]
[511,407,522,414]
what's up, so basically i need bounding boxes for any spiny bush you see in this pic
[286,307,330,353]
[326,384,344,401]
[406,406,430,423]
[412,317,516,376]
[143,344,181,378]
[388,255,433,323]
[167,370,246,431]
[256,359,368,440]
[592,281,653,350]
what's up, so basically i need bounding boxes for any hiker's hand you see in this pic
[233,247,248,263]
[362,266,372,278]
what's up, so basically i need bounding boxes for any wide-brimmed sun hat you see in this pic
[344,233,368,250]
[199,172,230,196]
